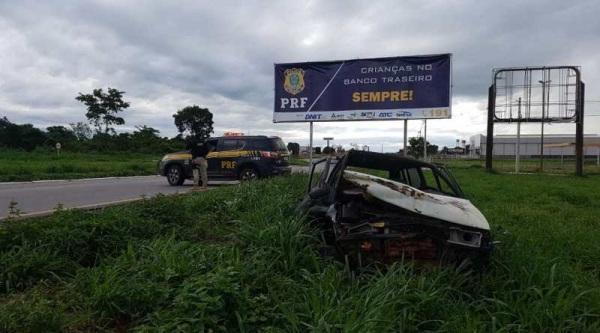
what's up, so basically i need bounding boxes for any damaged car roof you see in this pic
[345,150,437,170]
[343,170,490,230]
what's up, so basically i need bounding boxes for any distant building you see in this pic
[469,134,600,157]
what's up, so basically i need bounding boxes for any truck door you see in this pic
[215,138,240,178]
[206,139,220,177]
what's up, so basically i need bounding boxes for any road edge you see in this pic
[0,188,212,221]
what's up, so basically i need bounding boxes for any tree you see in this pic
[46,126,77,145]
[132,125,160,140]
[407,137,438,158]
[0,116,10,129]
[173,105,214,141]
[131,125,162,151]
[76,88,129,134]
[69,122,93,140]
[322,146,335,154]
[0,118,47,151]
[287,142,300,155]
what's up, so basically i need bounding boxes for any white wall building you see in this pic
[469,134,600,157]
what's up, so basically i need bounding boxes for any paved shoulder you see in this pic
[0,167,315,219]
[0,176,186,219]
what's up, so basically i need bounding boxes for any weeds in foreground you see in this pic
[1,173,600,332]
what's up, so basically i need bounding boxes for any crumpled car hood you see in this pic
[343,170,490,230]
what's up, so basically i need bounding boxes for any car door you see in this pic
[215,138,240,178]
[206,139,220,177]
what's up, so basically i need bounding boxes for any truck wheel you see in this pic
[166,164,185,186]
[239,167,259,181]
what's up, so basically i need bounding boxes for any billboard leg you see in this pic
[309,122,314,167]
[485,85,495,171]
[516,97,521,173]
[540,122,545,172]
[516,121,521,173]
[423,120,427,161]
[403,120,408,157]
[539,78,547,172]
[575,82,585,176]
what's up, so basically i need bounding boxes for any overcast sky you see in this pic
[1,0,599,151]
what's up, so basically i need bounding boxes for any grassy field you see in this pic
[0,150,159,182]
[289,155,310,166]
[433,156,600,174]
[1,169,600,332]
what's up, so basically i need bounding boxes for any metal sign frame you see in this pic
[485,66,584,175]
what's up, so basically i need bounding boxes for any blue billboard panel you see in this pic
[273,54,451,122]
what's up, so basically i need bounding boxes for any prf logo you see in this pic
[283,68,305,95]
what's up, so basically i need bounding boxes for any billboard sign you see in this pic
[273,54,451,122]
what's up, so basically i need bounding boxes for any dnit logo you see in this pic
[283,68,305,95]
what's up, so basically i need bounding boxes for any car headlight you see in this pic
[447,227,483,248]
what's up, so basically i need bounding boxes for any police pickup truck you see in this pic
[158,135,292,186]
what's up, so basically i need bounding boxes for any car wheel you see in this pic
[166,164,185,186]
[239,167,259,181]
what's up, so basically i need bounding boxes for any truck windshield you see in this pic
[269,138,288,152]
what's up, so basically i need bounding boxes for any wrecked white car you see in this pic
[298,150,492,266]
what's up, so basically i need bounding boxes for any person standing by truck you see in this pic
[189,139,210,189]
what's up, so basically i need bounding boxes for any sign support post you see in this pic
[403,120,408,157]
[309,122,313,166]
[539,78,548,172]
[575,82,585,176]
[516,97,521,173]
[423,120,427,161]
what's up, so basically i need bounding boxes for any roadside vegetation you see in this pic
[0,150,158,182]
[432,157,600,174]
[288,155,310,166]
[1,170,599,332]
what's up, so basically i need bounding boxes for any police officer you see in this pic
[190,139,210,189]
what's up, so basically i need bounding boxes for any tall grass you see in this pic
[0,149,158,181]
[1,171,599,332]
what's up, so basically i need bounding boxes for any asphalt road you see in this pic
[0,166,311,219]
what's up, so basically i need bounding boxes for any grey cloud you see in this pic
[1,0,599,151]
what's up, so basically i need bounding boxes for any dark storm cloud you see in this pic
[1,0,599,149]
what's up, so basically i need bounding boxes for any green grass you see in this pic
[289,156,310,166]
[433,156,600,174]
[1,171,600,332]
[0,150,159,182]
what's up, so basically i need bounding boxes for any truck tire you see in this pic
[166,164,185,186]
